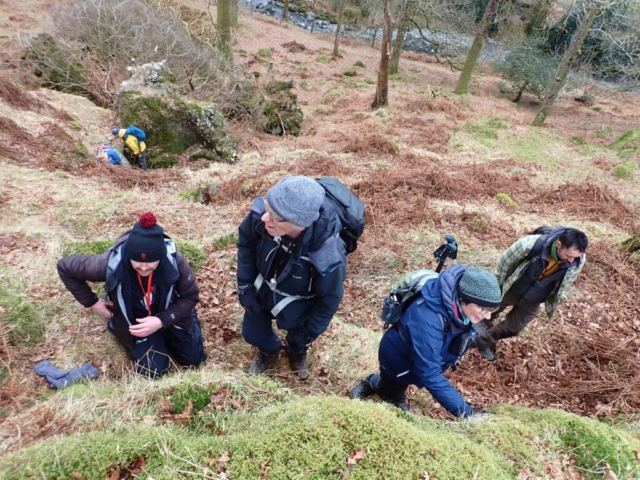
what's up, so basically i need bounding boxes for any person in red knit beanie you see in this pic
[57,212,206,378]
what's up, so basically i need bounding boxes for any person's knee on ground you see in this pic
[134,347,171,379]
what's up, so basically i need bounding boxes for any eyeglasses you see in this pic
[263,199,285,223]
[479,306,501,315]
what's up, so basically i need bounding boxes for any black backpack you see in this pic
[316,177,365,255]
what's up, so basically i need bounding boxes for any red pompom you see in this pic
[139,212,157,228]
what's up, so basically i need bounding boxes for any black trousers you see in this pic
[129,313,206,378]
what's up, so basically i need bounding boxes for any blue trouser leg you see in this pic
[242,308,283,355]
[164,312,207,367]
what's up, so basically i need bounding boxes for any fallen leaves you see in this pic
[106,455,147,480]
[346,449,366,467]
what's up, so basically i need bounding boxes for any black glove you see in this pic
[238,286,262,314]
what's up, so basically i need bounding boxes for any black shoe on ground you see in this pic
[288,351,309,380]
[478,346,496,362]
[350,375,378,400]
[248,351,279,375]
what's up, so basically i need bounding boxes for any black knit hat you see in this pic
[126,212,165,262]
[458,267,502,308]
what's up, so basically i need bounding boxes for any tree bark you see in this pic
[371,0,392,109]
[333,0,347,57]
[217,0,233,63]
[389,0,411,75]
[453,0,499,95]
[282,0,289,22]
[531,3,600,126]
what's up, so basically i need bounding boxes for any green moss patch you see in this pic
[494,192,518,209]
[455,117,510,148]
[62,240,113,257]
[174,241,206,273]
[612,161,635,180]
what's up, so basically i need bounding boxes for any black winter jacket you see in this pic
[237,197,346,340]
[57,232,199,350]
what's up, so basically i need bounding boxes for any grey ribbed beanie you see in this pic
[458,267,502,308]
[266,176,325,227]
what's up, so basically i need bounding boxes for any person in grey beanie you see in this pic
[350,266,501,417]
[237,176,347,379]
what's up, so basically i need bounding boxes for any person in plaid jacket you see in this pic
[475,227,588,362]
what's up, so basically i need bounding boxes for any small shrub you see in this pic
[176,241,206,272]
[611,161,635,180]
[212,233,238,250]
[0,285,46,347]
[353,60,365,68]
[342,67,357,77]
[300,81,309,91]
[316,52,332,64]
[494,37,559,102]
[322,88,343,103]
[494,192,518,209]
[262,80,303,136]
[256,48,272,58]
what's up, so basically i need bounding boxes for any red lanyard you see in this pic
[136,271,154,316]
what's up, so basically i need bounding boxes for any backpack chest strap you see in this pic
[254,273,316,316]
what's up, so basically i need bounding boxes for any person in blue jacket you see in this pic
[237,176,347,380]
[350,266,502,417]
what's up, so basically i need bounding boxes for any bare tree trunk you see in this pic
[390,0,411,75]
[453,0,499,95]
[217,0,233,62]
[532,3,600,126]
[371,0,392,109]
[333,0,347,57]
[282,0,289,22]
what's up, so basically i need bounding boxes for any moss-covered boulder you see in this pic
[116,91,237,167]
[262,79,304,136]
[610,128,640,151]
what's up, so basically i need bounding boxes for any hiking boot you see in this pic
[478,346,496,362]
[288,351,309,380]
[248,351,279,375]
[350,374,380,400]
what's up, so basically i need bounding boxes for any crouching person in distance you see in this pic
[475,227,588,362]
[57,212,206,378]
[350,266,501,417]
[237,176,347,380]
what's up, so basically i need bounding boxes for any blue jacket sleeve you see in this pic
[405,303,473,418]
[303,243,346,339]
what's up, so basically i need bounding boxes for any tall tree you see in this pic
[333,0,348,57]
[217,0,233,62]
[282,0,290,22]
[371,0,392,108]
[531,2,601,126]
[525,0,554,36]
[453,0,499,94]
[390,0,412,75]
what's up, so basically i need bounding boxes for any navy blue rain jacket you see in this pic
[379,265,475,417]
[237,196,346,341]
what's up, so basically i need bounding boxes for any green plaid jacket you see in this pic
[496,235,586,319]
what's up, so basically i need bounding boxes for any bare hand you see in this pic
[91,299,113,319]
[129,316,163,337]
